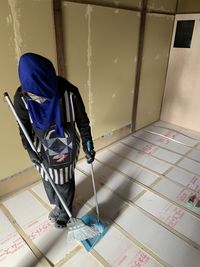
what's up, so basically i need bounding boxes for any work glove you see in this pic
[85,149,96,164]
[27,149,43,166]
[84,140,95,164]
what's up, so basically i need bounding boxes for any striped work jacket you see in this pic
[34,91,80,185]
[22,90,80,185]
[14,77,93,185]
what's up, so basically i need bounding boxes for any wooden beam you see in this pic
[62,0,141,12]
[63,0,176,15]
[53,0,66,77]
[131,0,147,132]
[175,0,179,14]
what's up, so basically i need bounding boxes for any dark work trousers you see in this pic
[42,175,75,215]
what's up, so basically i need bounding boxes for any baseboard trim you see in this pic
[94,124,132,151]
[0,167,40,200]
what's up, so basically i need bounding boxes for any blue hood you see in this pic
[18,53,64,136]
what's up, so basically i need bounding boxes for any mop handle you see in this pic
[87,141,99,221]
[4,92,72,218]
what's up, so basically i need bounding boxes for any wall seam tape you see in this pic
[0,203,52,267]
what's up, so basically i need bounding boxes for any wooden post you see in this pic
[53,0,66,77]
[131,0,147,132]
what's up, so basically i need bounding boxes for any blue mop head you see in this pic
[81,214,108,252]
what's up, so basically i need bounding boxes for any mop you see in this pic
[4,92,100,242]
[81,141,108,252]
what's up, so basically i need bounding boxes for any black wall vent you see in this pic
[174,20,195,48]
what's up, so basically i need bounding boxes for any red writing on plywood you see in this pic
[130,250,150,267]
[138,144,157,156]
[157,204,185,228]
[0,232,18,245]
[188,176,200,193]
[0,237,25,262]
[157,130,177,145]
[113,246,150,267]
[176,188,193,202]
[0,219,53,262]
[28,220,53,241]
